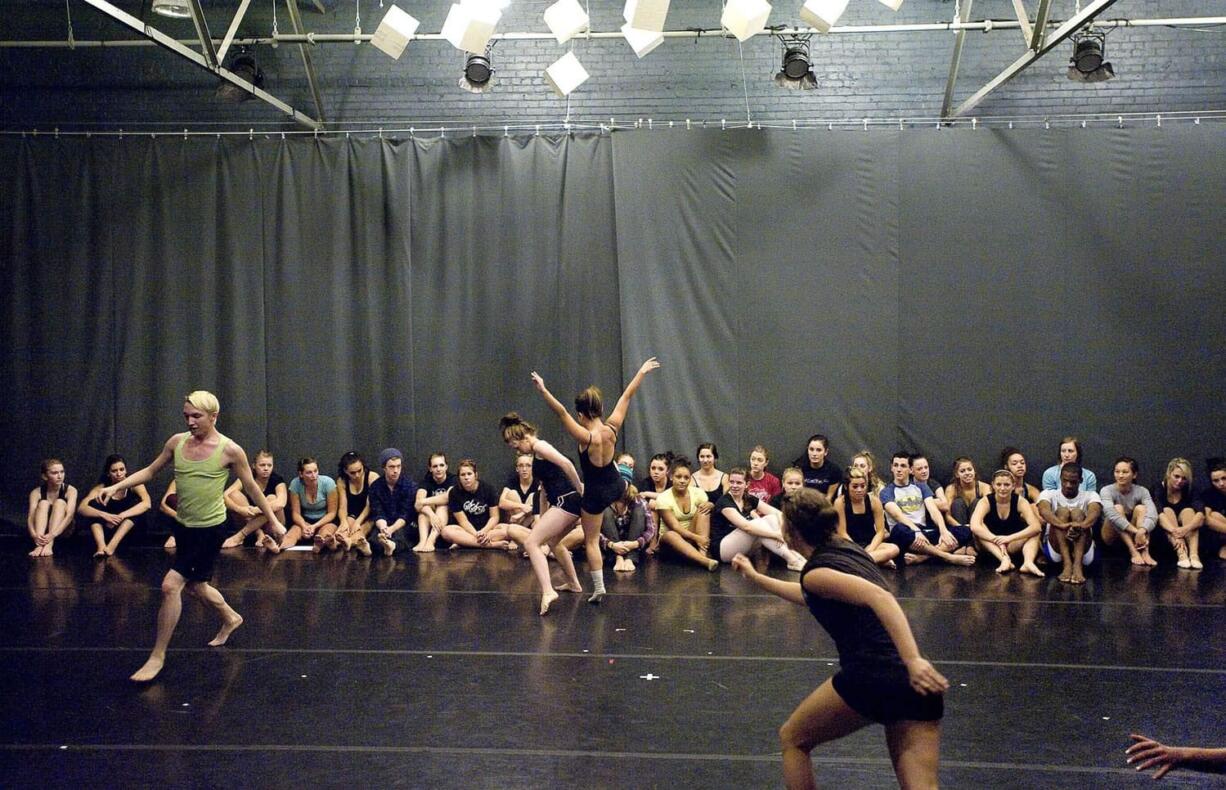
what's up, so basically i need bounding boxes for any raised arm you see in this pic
[731,553,805,604]
[606,357,660,431]
[530,371,589,443]
[102,435,178,501]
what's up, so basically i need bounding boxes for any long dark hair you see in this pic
[337,451,368,494]
[98,454,126,485]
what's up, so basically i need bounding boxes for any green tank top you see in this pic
[174,434,229,527]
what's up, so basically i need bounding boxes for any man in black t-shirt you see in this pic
[413,453,456,552]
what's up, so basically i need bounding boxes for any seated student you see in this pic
[78,454,150,558]
[440,459,512,550]
[220,449,287,551]
[969,469,1044,576]
[638,452,672,504]
[652,458,717,571]
[769,466,806,509]
[746,445,782,505]
[881,451,975,567]
[615,452,635,474]
[944,456,991,529]
[26,458,78,557]
[370,448,417,556]
[1154,457,1205,570]
[1100,457,1158,566]
[838,451,885,498]
[1202,459,1226,560]
[999,447,1041,503]
[1040,436,1099,493]
[159,480,179,549]
[283,457,339,552]
[832,467,896,566]
[793,434,840,499]
[414,452,456,553]
[910,454,951,526]
[692,443,728,503]
[499,452,540,542]
[600,483,655,573]
[1037,463,1101,584]
[335,451,378,556]
[712,467,806,571]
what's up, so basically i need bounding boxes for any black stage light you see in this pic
[216,49,264,102]
[774,36,818,90]
[1067,29,1114,83]
[460,44,496,94]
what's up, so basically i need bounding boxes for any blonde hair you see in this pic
[184,390,220,415]
[1164,458,1194,491]
[781,466,804,483]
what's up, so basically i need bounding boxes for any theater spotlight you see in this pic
[1067,28,1114,83]
[215,48,263,102]
[460,43,496,93]
[774,35,817,90]
[152,0,192,18]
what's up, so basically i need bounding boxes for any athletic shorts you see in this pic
[832,666,944,724]
[171,521,226,582]
[1041,525,1098,565]
[553,491,582,516]
[887,523,972,553]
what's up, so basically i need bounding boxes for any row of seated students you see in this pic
[26,436,1226,585]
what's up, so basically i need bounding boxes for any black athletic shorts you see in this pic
[832,666,944,724]
[171,521,226,582]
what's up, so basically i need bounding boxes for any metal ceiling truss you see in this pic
[81,0,321,129]
[946,0,1119,119]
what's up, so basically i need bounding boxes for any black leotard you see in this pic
[982,493,1026,536]
[841,496,877,547]
[578,426,627,515]
[802,539,943,723]
[533,457,580,515]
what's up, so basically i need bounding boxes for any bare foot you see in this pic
[995,560,1014,574]
[1019,563,1044,578]
[164,536,176,549]
[1130,554,1147,566]
[945,553,975,566]
[623,559,636,572]
[43,545,53,556]
[93,549,108,559]
[903,553,927,565]
[28,546,42,557]
[1142,550,1157,567]
[884,559,897,570]
[130,655,165,683]
[1058,573,1073,583]
[208,613,243,647]
[413,543,434,553]
[1071,572,1086,584]
[706,558,719,572]
[1219,545,1226,560]
[1190,557,1203,570]
[355,537,372,557]
[539,589,559,616]
[554,581,583,593]
[221,533,245,549]
[258,533,281,554]
[380,536,396,556]
[505,542,519,552]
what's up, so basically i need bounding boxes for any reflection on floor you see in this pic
[2,537,1223,789]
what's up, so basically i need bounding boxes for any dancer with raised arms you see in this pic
[99,391,284,682]
[500,412,586,615]
[732,488,947,789]
[530,358,660,603]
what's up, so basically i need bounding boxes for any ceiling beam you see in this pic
[1008,0,1033,46]
[217,0,253,64]
[1030,0,1054,50]
[81,0,321,129]
[940,0,975,119]
[283,0,327,126]
[950,0,1120,117]
[186,0,218,67]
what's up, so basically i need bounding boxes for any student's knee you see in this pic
[161,575,188,596]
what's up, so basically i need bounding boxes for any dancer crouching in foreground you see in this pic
[100,391,284,682]
[732,488,947,789]
[500,413,585,615]
[530,358,660,603]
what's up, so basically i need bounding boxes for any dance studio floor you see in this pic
[1,537,1223,789]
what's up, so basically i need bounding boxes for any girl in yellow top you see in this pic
[653,458,717,571]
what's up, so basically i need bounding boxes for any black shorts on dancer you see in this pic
[833,665,944,724]
[171,521,226,582]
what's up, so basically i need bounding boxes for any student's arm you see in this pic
[102,435,177,499]
[119,484,152,520]
[834,497,850,540]
[605,357,660,431]
[1099,487,1131,531]
[354,472,377,525]
[51,487,79,535]
[1037,497,1067,528]
[290,486,308,529]
[883,501,919,531]
[335,478,349,524]
[499,487,526,512]
[731,554,805,604]
[722,505,776,538]
[1127,734,1226,778]
[530,372,590,443]
[533,438,584,494]
[1009,497,1043,541]
[969,497,994,542]
[268,482,288,511]
[803,567,948,694]
[1077,501,1102,530]
[923,496,949,540]
[942,484,961,526]
[1138,488,1158,530]
[26,489,39,536]
[77,485,113,521]
[316,485,338,527]
[865,496,887,552]
[414,487,428,513]
[452,508,477,536]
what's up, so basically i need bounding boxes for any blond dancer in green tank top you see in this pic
[100,391,284,683]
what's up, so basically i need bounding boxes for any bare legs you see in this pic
[1159,507,1205,570]
[1101,505,1156,566]
[223,513,287,550]
[977,534,1043,576]
[439,524,515,551]
[526,508,582,615]
[130,569,243,683]
[413,507,446,553]
[660,530,719,571]
[779,679,871,789]
[90,519,135,558]
[29,499,67,557]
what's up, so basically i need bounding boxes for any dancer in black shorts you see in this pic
[500,413,586,615]
[100,391,284,682]
[732,488,947,788]
[531,358,659,603]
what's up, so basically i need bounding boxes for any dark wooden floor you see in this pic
[2,536,1224,789]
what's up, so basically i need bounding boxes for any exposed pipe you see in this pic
[2,16,1224,47]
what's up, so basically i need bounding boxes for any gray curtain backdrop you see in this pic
[2,129,1224,522]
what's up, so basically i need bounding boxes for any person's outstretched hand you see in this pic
[1127,734,1181,779]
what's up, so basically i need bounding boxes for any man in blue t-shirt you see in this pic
[881,451,974,566]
